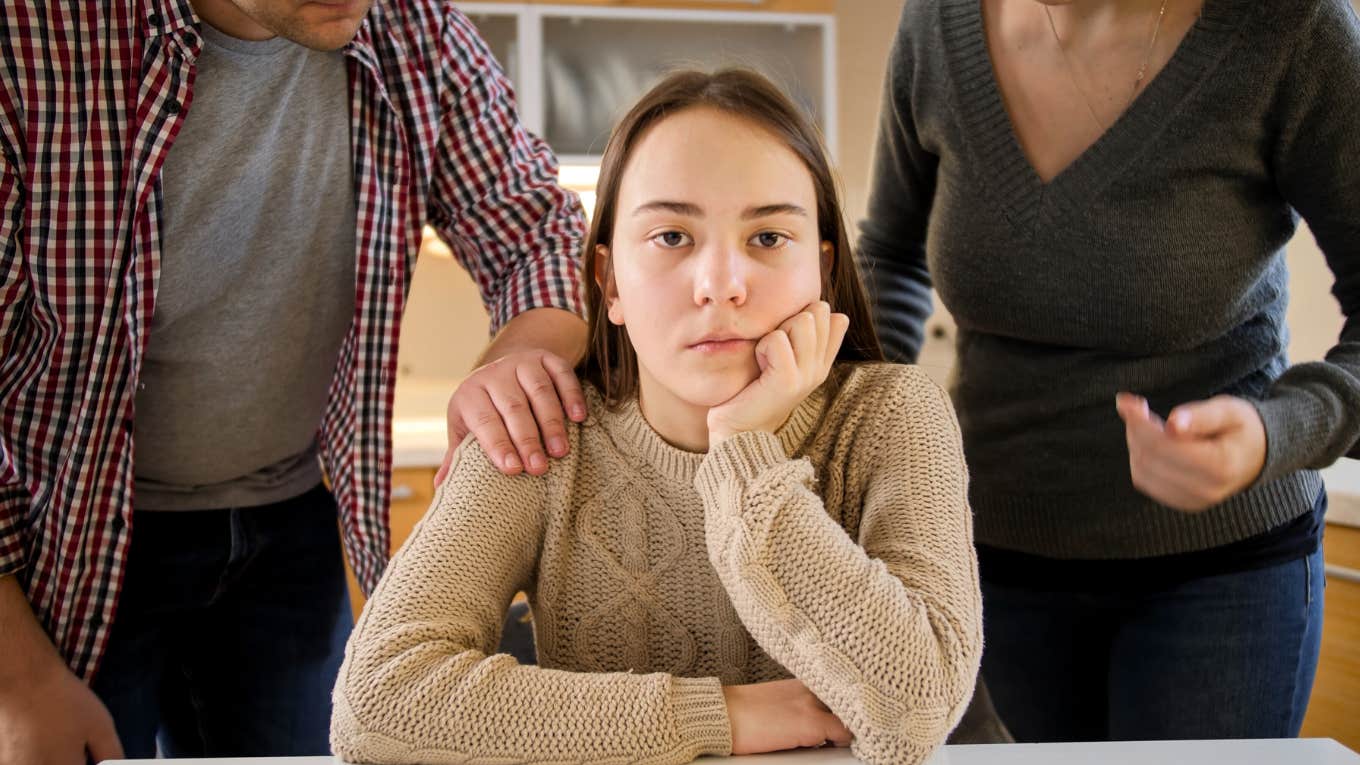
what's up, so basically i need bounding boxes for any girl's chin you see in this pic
[677,379,757,409]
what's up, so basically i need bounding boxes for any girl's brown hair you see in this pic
[577,68,884,405]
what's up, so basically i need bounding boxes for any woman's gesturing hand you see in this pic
[707,301,849,446]
[1115,393,1268,512]
[723,678,853,755]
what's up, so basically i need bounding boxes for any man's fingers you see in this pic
[462,386,523,474]
[542,352,588,423]
[516,362,570,459]
[486,384,548,475]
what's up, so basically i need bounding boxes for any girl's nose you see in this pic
[692,242,748,307]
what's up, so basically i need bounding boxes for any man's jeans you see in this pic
[90,484,352,757]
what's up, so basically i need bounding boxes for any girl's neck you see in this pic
[635,381,713,454]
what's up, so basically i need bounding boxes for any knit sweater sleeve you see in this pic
[330,435,732,765]
[856,0,939,364]
[693,366,982,765]
[1255,0,1360,481]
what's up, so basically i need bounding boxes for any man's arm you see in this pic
[425,9,590,481]
[474,306,586,369]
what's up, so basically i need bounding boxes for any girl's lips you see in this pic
[689,338,755,353]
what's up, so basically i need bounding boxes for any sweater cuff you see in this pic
[694,431,789,504]
[670,676,732,757]
[1250,390,1335,486]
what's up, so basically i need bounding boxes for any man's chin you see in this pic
[284,19,365,50]
[276,3,372,51]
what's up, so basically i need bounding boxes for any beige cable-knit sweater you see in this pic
[330,363,982,765]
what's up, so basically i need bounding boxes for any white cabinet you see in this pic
[457,2,836,164]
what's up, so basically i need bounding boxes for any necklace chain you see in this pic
[1044,0,1170,132]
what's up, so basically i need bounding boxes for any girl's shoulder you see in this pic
[829,362,951,412]
[815,362,958,443]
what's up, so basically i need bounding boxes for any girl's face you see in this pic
[599,106,829,416]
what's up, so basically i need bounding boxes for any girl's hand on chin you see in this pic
[707,301,849,446]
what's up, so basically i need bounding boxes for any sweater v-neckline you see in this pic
[939,0,1248,234]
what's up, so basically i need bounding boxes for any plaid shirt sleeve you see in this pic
[425,9,586,335]
[0,119,27,576]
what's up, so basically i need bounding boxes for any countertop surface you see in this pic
[390,378,1360,526]
[104,737,1360,764]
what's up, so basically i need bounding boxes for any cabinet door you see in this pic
[460,8,523,87]
[540,11,829,158]
[1300,521,1360,751]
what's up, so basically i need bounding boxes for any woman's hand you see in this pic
[707,301,849,445]
[723,678,852,755]
[1114,393,1268,512]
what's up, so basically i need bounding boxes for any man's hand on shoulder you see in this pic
[438,349,587,484]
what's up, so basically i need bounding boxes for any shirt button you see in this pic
[147,12,162,26]
[165,99,181,115]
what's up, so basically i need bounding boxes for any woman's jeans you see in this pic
[90,484,352,757]
[981,509,1326,742]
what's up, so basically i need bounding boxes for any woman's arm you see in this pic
[857,1,941,364]
[695,366,982,765]
[1259,0,1360,481]
[330,437,731,765]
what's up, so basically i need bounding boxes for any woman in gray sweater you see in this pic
[859,0,1360,742]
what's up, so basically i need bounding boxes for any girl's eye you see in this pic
[751,231,788,249]
[652,231,692,248]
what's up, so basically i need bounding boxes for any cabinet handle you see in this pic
[1326,563,1360,584]
[391,484,415,501]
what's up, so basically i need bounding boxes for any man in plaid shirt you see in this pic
[0,0,590,760]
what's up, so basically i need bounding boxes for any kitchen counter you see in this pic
[104,737,1360,764]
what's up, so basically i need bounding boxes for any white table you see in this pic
[105,737,1360,764]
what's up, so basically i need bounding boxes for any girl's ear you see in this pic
[595,244,624,326]
[820,240,835,289]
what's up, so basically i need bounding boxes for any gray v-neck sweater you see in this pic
[859,0,1360,558]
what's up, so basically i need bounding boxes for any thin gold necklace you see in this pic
[1044,0,1170,131]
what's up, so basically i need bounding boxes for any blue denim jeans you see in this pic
[980,513,1326,742]
[89,484,352,757]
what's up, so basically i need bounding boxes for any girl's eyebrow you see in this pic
[633,200,703,217]
[742,203,808,220]
[631,201,808,219]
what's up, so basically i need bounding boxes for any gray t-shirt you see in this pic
[133,24,356,510]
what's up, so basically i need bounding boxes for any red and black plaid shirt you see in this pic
[0,0,585,679]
